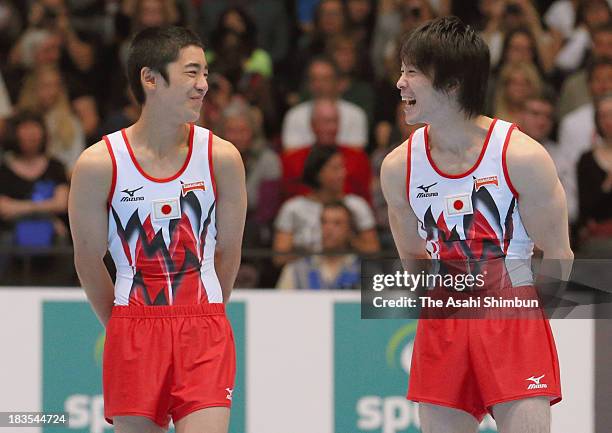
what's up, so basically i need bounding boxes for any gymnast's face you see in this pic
[397,63,450,125]
[148,45,208,123]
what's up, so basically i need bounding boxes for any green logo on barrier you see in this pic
[43,301,246,433]
[334,302,497,433]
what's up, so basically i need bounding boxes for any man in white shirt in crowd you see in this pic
[281,56,368,150]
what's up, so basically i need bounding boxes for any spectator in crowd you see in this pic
[485,27,546,114]
[282,56,368,150]
[577,92,612,250]
[276,201,360,289]
[273,146,379,266]
[198,0,290,66]
[555,0,611,73]
[0,0,23,61]
[0,111,69,247]
[559,21,612,116]
[207,6,273,80]
[493,61,543,123]
[346,0,377,52]
[371,0,436,79]
[282,97,372,201]
[295,0,348,76]
[518,93,563,169]
[326,33,375,124]
[206,6,278,133]
[558,56,612,223]
[479,0,561,72]
[17,65,85,173]
[217,99,282,246]
[7,0,97,98]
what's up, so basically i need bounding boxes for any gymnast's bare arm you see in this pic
[505,129,574,279]
[69,141,116,327]
[212,135,247,303]
[380,140,428,261]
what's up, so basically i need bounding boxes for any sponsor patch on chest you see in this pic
[181,180,206,196]
[475,175,499,191]
[152,198,181,221]
[444,193,473,217]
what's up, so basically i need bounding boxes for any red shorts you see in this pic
[407,313,561,421]
[103,304,236,427]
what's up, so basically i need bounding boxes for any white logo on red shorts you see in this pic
[526,374,548,390]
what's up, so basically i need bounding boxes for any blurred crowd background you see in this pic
[1,0,611,289]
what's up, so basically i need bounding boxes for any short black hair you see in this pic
[302,146,340,190]
[400,16,490,118]
[308,55,341,79]
[322,200,357,234]
[8,111,48,156]
[127,26,204,105]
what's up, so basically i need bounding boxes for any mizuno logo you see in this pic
[122,186,143,197]
[418,182,437,193]
[120,186,144,202]
[526,374,548,390]
[416,182,438,198]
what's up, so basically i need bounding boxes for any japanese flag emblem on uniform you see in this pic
[445,193,473,217]
[152,198,181,221]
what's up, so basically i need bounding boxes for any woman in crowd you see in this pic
[17,65,85,174]
[577,93,612,251]
[273,146,379,266]
[493,61,543,124]
[0,111,69,247]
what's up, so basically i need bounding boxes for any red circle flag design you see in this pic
[453,200,464,211]
[161,204,172,215]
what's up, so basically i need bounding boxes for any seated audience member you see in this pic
[274,146,379,266]
[276,201,360,290]
[217,99,281,244]
[0,111,69,246]
[282,97,372,201]
[493,61,542,124]
[17,65,85,174]
[282,56,368,150]
[577,93,612,251]
[207,6,273,79]
[558,56,612,223]
[554,0,611,73]
[558,21,612,117]
[518,93,567,180]
[326,33,375,124]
